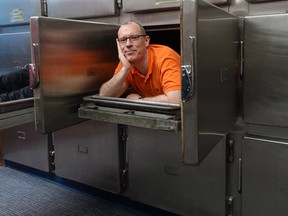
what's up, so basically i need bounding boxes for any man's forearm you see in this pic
[99,67,130,97]
[99,76,124,97]
[141,90,181,105]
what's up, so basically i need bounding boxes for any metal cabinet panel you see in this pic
[54,120,122,194]
[123,0,230,12]
[228,0,249,16]
[2,122,52,172]
[242,136,288,216]
[30,17,119,133]
[123,0,180,12]
[181,0,239,164]
[47,0,118,19]
[127,126,227,216]
[0,29,31,72]
[131,10,180,26]
[0,0,42,26]
[246,0,286,3]
[248,1,288,15]
[243,14,288,128]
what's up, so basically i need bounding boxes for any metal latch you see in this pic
[181,65,195,102]
[182,35,196,102]
[28,63,39,89]
[240,40,244,80]
[41,0,48,17]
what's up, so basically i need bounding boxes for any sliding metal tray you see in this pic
[79,95,181,132]
[0,98,34,130]
[0,98,33,114]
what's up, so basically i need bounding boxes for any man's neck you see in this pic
[133,50,149,75]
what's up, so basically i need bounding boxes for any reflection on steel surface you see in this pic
[30,17,119,133]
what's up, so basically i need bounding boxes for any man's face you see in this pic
[117,23,149,64]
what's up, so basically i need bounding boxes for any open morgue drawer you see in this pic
[0,98,34,130]
[78,95,181,132]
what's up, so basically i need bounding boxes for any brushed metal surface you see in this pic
[127,126,227,216]
[246,0,286,3]
[122,0,230,12]
[47,0,118,19]
[30,17,119,133]
[181,0,239,164]
[2,122,52,172]
[248,0,288,15]
[242,136,288,216]
[243,14,288,128]
[54,120,122,194]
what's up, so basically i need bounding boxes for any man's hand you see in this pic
[126,93,142,100]
[116,39,131,70]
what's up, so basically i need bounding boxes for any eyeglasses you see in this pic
[118,35,146,45]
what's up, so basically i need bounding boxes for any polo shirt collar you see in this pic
[130,48,153,83]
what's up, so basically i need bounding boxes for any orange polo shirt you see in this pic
[114,44,181,97]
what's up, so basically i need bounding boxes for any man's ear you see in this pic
[145,35,150,47]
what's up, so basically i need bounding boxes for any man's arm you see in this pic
[99,68,129,97]
[138,90,181,104]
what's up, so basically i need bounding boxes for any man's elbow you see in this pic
[166,90,182,105]
[169,98,181,105]
[99,84,106,96]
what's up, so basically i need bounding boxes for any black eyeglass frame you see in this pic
[118,35,147,44]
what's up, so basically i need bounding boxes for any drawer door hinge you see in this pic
[119,124,128,192]
[226,196,234,216]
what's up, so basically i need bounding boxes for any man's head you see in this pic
[117,22,150,64]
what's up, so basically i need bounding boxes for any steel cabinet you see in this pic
[247,0,288,15]
[127,126,227,216]
[122,0,230,12]
[181,0,239,164]
[30,17,119,133]
[54,120,122,194]
[242,136,288,216]
[242,11,288,216]
[2,122,52,172]
[47,0,118,19]
[123,0,180,12]
[243,14,288,132]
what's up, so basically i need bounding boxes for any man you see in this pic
[99,21,181,104]
[0,65,33,102]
